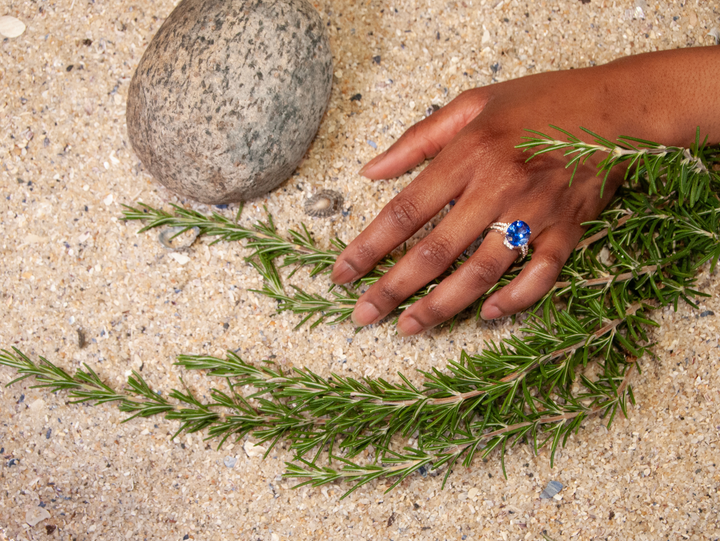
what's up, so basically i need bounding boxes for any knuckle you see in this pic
[456,89,476,105]
[507,151,552,181]
[416,236,454,269]
[342,241,378,277]
[417,128,444,157]
[541,250,567,272]
[463,136,508,174]
[534,251,567,277]
[402,122,423,142]
[455,89,487,116]
[424,299,451,323]
[378,281,404,305]
[397,123,442,158]
[386,196,423,234]
[465,255,505,289]
[419,133,443,158]
[355,241,378,266]
[565,195,597,226]
[547,195,592,231]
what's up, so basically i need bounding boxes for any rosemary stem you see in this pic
[576,213,634,249]
[554,264,659,289]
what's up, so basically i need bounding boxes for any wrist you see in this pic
[599,47,720,146]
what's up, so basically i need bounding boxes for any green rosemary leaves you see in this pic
[2,127,719,497]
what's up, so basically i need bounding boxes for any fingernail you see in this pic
[352,302,381,327]
[358,151,388,177]
[397,316,424,337]
[480,303,503,320]
[331,260,359,284]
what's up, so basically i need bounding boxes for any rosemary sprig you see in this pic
[122,202,347,276]
[116,128,720,491]
[287,359,636,494]
[0,328,639,497]
[518,125,714,201]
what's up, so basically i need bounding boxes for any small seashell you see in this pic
[0,15,26,39]
[158,226,200,250]
[25,505,51,527]
[304,189,343,217]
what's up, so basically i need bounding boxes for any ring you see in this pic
[487,220,531,259]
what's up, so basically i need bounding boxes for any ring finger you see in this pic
[479,222,584,320]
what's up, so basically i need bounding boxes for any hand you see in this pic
[331,48,720,336]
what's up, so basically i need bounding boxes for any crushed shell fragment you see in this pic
[158,226,200,250]
[0,16,26,38]
[540,480,564,499]
[708,27,720,45]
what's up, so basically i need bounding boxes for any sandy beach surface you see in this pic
[2,0,719,539]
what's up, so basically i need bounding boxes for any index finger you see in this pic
[331,152,469,284]
[360,89,490,180]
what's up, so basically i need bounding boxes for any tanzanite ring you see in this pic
[487,220,531,259]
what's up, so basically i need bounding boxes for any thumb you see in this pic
[360,89,490,180]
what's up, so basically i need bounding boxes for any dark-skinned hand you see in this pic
[330,47,720,336]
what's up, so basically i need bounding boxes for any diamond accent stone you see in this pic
[506,220,531,247]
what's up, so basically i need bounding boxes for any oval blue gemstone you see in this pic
[506,220,531,246]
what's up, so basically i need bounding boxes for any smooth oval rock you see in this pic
[127,0,332,203]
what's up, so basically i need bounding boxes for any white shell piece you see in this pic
[708,28,720,45]
[168,252,191,265]
[25,506,51,527]
[243,440,267,458]
[0,15,26,38]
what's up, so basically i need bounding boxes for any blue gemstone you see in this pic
[506,220,531,246]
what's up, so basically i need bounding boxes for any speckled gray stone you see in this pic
[127,0,332,203]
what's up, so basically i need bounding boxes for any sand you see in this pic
[1,0,719,539]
